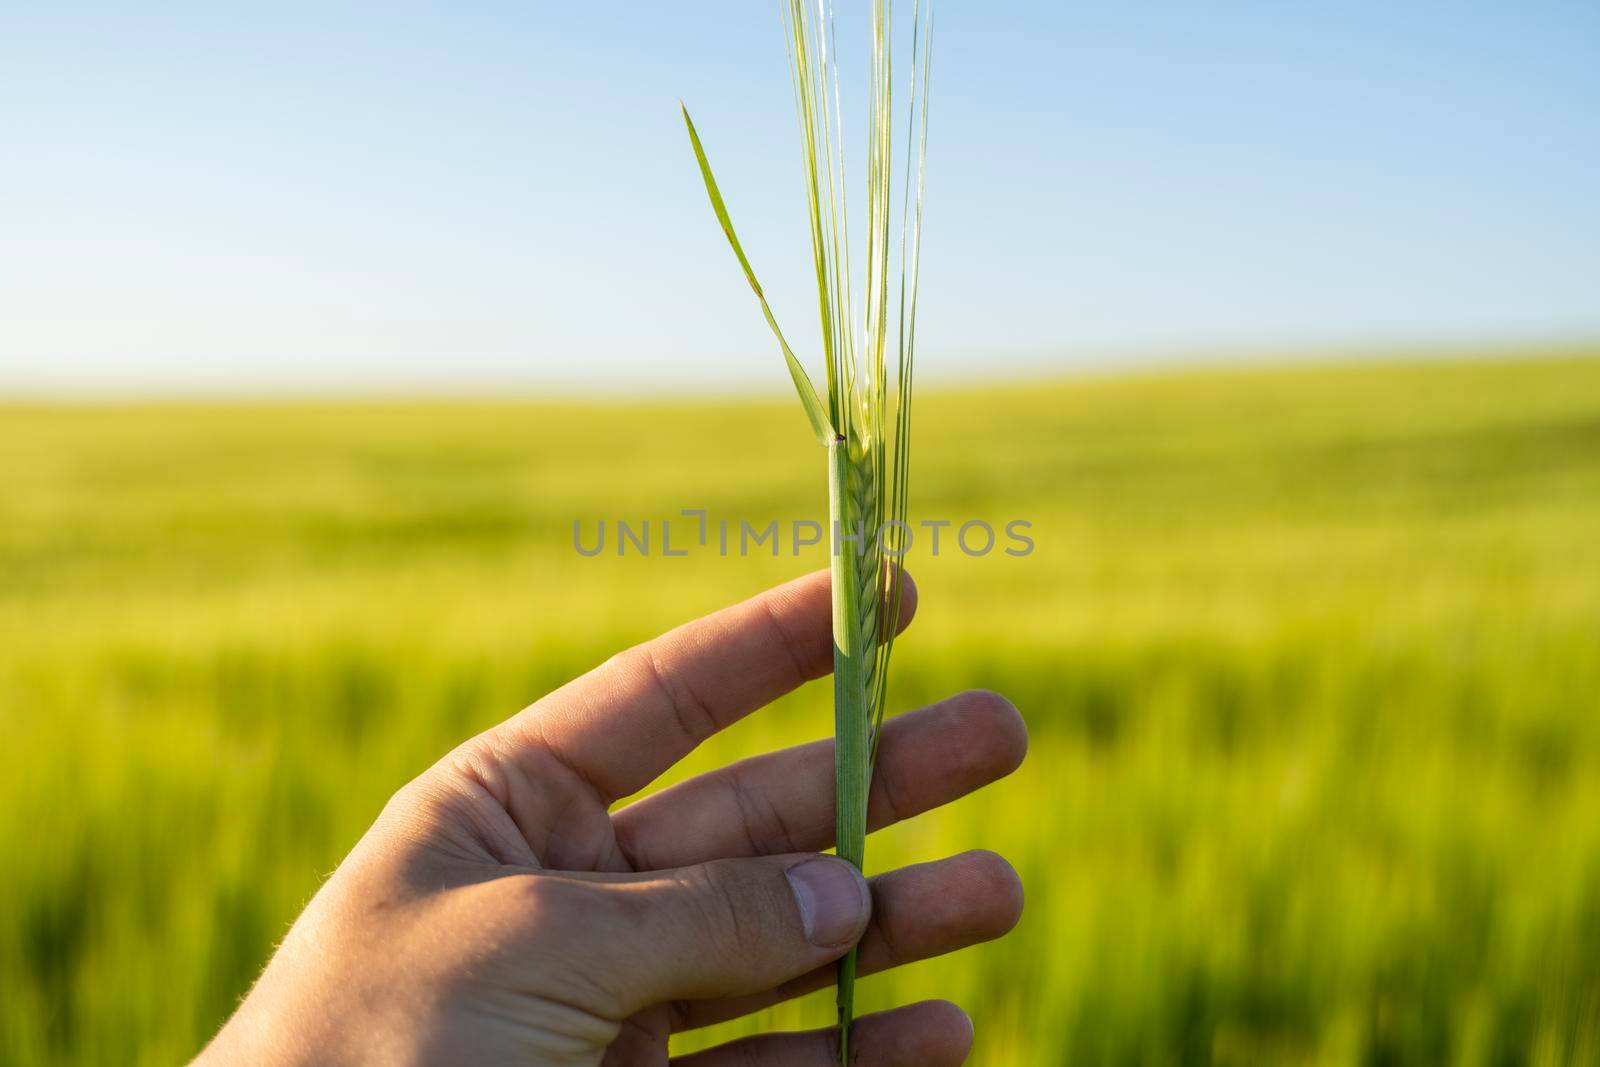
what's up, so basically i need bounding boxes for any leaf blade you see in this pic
[681,103,835,445]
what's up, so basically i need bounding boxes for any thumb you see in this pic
[536,854,872,1015]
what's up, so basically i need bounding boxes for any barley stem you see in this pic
[827,432,872,1061]
[683,6,931,1061]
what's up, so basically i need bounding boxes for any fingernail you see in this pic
[786,857,870,948]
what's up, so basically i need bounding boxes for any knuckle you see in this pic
[490,876,631,1019]
[494,871,566,928]
[681,861,768,962]
[639,642,720,747]
[725,768,800,856]
[874,755,914,822]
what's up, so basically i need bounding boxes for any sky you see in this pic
[2,1,1597,394]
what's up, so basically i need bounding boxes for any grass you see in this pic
[3,349,1600,1064]
[683,2,931,1052]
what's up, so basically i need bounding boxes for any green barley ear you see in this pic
[684,2,932,1060]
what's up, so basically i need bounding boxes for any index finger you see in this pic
[493,568,917,802]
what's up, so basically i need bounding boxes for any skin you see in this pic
[194,570,1028,1066]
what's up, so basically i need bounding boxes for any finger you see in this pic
[502,853,872,1015]
[493,569,917,802]
[670,1000,974,1067]
[672,850,1023,1031]
[615,690,1026,870]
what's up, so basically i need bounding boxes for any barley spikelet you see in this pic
[848,432,882,707]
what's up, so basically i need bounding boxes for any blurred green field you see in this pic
[3,350,1600,1066]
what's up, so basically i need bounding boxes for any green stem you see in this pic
[827,433,870,1065]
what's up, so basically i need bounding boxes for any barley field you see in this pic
[3,350,1599,1065]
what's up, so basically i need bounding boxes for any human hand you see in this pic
[194,571,1027,1066]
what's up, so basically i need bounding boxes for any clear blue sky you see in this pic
[3,2,1597,393]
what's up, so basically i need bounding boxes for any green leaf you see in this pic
[681,103,835,446]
